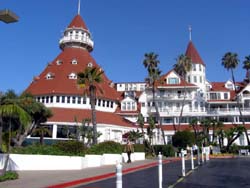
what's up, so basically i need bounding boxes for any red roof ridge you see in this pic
[68,15,88,30]
[185,41,205,66]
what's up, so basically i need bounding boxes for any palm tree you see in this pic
[143,52,166,144]
[243,55,250,82]
[174,54,192,131]
[222,52,250,145]
[32,125,51,145]
[0,95,30,175]
[77,66,104,145]
[137,113,145,141]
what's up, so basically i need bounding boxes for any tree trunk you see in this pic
[40,131,44,145]
[0,154,10,176]
[12,122,36,147]
[226,133,241,152]
[152,84,166,145]
[178,84,187,131]
[0,117,3,152]
[90,86,97,145]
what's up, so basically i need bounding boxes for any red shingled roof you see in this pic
[209,82,236,100]
[67,15,88,30]
[156,70,197,88]
[185,41,205,66]
[48,108,134,127]
[25,47,120,101]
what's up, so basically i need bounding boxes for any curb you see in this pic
[47,158,180,188]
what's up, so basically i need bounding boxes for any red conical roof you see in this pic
[67,15,88,30]
[25,48,120,101]
[185,41,205,66]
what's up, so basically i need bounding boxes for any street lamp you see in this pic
[0,9,19,24]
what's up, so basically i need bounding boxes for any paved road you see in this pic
[175,157,250,188]
[74,158,250,188]
[75,160,193,188]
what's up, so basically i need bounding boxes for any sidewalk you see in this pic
[0,158,179,188]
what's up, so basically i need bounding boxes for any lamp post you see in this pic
[0,9,19,24]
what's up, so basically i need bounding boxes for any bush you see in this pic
[54,140,86,156]
[133,144,145,152]
[0,171,18,182]
[154,145,175,157]
[172,130,195,149]
[87,141,122,155]
[11,141,86,156]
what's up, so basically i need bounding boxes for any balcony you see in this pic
[59,36,94,50]
[207,107,250,115]
[147,94,192,101]
[243,94,250,99]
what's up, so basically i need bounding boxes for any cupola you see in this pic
[59,14,94,52]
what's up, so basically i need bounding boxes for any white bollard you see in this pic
[116,162,122,188]
[205,147,210,161]
[191,148,194,170]
[201,146,204,164]
[197,147,200,165]
[158,152,163,188]
[181,149,185,177]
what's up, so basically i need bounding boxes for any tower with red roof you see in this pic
[185,40,207,92]
[25,11,133,143]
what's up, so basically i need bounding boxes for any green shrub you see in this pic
[172,130,195,149]
[133,144,145,152]
[11,144,60,155]
[53,140,86,156]
[11,141,86,156]
[87,141,122,154]
[0,171,18,182]
[154,145,175,157]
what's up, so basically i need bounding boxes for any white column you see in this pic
[52,124,57,139]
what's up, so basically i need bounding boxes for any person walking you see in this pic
[125,140,134,163]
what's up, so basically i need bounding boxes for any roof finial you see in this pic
[188,25,192,41]
[78,0,81,15]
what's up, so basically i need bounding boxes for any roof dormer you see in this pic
[87,62,93,67]
[71,58,78,65]
[68,72,77,79]
[45,72,55,80]
[165,71,180,84]
[56,59,63,65]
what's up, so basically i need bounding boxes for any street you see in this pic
[74,157,250,188]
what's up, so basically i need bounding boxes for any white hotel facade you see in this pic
[25,12,250,146]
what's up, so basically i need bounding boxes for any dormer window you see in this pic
[56,60,62,65]
[46,72,55,80]
[68,72,77,79]
[168,77,179,84]
[88,62,93,67]
[72,59,78,65]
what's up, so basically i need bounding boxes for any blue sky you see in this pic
[1,0,249,93]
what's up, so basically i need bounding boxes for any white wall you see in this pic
[0,153,145,171]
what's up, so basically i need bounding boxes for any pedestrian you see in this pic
[124,140,134,163]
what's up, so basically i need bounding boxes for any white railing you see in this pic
[147,94,193,100]
[207,108,250,114]
[59,36,94,47]
[243,94,250,98]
